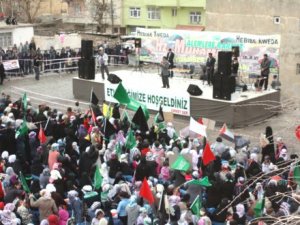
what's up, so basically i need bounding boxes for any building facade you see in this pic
[122,0,206,34]
[205,0,300,97]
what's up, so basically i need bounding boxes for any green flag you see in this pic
[115,142,122,158]
[93,165,103,190]
[254,196,265,218]
[22,93,27,112]
[113,83,149,120]
[16,118,28,138]
[190,195,201,216]
[125,129,136,149]
[293,165,300,185]
[186,176,212,187]
[113,82,131,105]
[19,172,30,193]
[171,155,191,172]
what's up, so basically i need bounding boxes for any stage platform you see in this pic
[73,70,281,128]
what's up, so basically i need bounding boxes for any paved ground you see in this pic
[1,67,300,154]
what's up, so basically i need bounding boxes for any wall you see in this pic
[34,33,81,51]
[205,0,300,97]
[10,25,34,46]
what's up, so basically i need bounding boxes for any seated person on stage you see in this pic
[270,75,281,90]
[254,78,262,91]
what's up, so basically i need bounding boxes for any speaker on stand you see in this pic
[78,40,95,80]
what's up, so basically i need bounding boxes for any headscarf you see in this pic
[116,130,126,145]
[236,203,245,218]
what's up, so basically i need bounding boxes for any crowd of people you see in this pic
[0,91,299,225]
[0,39,130,81]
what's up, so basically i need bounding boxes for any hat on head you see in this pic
[1,151,8,159]
[48,214,59,225]
[95,209,104,216]
[82,185,92,193]
[120,154,127,163]
[111,209,118,218]
[46,183,56,193]
[8,154,16,163]
[51,143,59,151]
[68,190,78,198]
[29,131,36,139]
[90,201,101,211]
[50,170,62,181]
[192,171,199,179]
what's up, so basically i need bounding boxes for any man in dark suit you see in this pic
[260,54,271,90]
[206,52,216,85]
[166,48,175,78]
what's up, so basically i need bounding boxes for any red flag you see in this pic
[38,124,47,144]
[197,117,204,125]
[295,125,300,141]
[139,177,154,204]
[202,142,215,166]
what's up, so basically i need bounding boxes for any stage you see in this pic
[73,70,281,128]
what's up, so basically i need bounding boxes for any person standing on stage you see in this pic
[98,47,109,80]
[160,56,170,88]
[231,57,239,84]
[260,54,271,90]
[206,52,216,85]
[166,48,175,78]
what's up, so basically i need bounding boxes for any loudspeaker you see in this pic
[232,46,240,57]
[134,38,141,48]
[218,51,232,76]
[212,73,235,101]
[81,40,93,59]
[187,84,203,96]
[78,58,95,80]
[108,74,122,84]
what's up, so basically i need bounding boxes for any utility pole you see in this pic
[110,0,114,34]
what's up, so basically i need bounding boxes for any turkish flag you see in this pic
[202,142,216,166]
[296,125,300,141]
[38,124,47,144]
[139,177,154,204]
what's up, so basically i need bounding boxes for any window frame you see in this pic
[129,7,141,18]
[147,7,161,20]
[190,11,201,24]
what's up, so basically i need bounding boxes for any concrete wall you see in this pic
[205,0,300,97]
[12,26,34,46]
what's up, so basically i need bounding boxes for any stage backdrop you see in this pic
[136,28,280,75]
[105,82,190,116]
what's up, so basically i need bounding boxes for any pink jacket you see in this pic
[58,208,69,225]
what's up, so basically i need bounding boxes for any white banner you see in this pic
[105,82,190,116]
[3,60,20,70]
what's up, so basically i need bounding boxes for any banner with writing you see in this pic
[3,60,20,70]
[105,82,190,116]
[136,28,280,75]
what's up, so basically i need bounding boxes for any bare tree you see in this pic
[14,0,42,23]
[88,0,109,33]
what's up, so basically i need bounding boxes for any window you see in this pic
[273,16,280,24]
[172,8,177,17]
[0,32,12,48]
[148,7,160,20]
[190,12,201,24]
[130,7,140,18]
[297,64,300,75]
